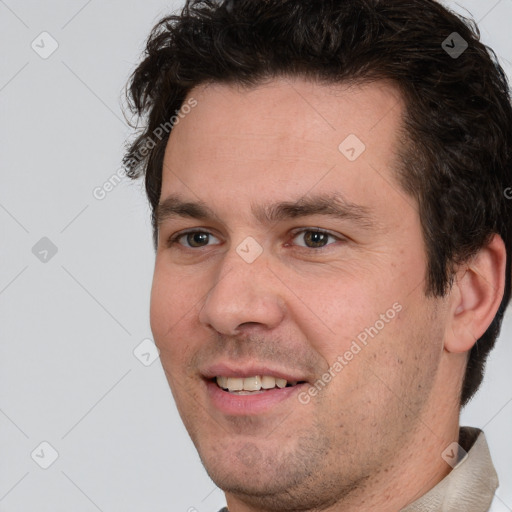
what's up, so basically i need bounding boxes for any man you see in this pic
[123,0,512,510]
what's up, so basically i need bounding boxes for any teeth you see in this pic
[243,376,261,391]
[217,376,228,389]
[275,378,287,388]
[261,375,276,389]
[215,375,299,392]
[227,377,244,392]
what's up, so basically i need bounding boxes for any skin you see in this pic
[149,77,506,512]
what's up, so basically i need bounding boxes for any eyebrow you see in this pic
[156,192,377,231]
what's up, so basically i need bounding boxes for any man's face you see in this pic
[150,78,449,509]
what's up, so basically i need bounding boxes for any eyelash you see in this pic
[165,228,344,250]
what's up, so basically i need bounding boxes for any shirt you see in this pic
[217,426,499,512]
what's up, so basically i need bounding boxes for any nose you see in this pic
[198,245,286,336]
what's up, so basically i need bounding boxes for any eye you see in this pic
[166,230,221,248]
[290,229,341,249]
[165,228,343,250]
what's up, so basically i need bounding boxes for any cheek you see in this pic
[149,270,173,343]
[294,271,400,349]
[151,259,194,317]
[149,265,197,358]
[289,263,419,397]
[149,276,201,403]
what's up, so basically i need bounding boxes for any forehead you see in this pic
[160,77,410,227]
[172,77,404,151]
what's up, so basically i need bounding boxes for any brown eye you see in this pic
[185,232,210,247]
[291,229,338,249]
[167,231,221,248]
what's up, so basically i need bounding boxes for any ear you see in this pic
[444,234,507,354]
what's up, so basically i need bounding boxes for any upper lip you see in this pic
[201,362,309,383]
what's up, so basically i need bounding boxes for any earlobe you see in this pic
[444,234,507,354]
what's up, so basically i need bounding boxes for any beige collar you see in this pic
[401,427,498,512]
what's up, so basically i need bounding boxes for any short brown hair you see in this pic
[123,0,512,406]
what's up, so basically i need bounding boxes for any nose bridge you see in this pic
[198,241,285,335]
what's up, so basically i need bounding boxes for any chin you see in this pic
[197,437,287,487]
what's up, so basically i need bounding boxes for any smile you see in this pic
[205,376,308,416]
[215,375,304,393]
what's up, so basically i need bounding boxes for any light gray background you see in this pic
[0,1,511,511]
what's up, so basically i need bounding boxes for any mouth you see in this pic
[202,366,310,415]
[212,375,307,394]
[201,360,313,416]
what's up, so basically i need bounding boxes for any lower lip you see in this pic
[205,380,307,416]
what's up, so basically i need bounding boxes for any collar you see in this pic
[401,426,498,512]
